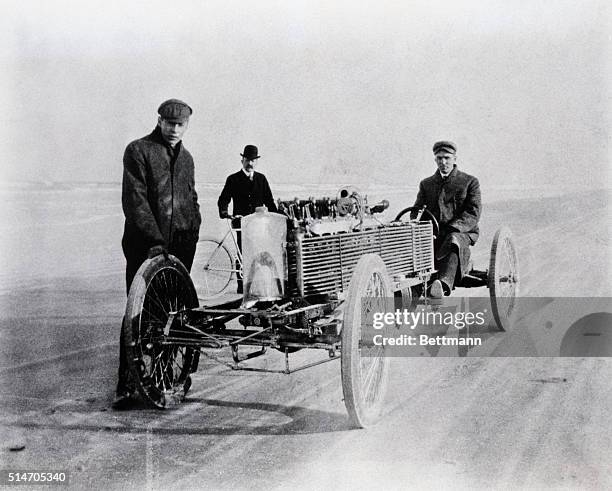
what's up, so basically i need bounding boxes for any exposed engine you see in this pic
[277,186,389,236]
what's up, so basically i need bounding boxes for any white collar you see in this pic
[242,168,254,179]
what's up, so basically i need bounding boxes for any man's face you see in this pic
[435,151,456,175]
[242,157,256,172]
[158,117,189,147]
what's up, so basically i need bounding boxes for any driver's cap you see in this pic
[433,141,457,154]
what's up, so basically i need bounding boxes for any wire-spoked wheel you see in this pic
[341,254,392,428]
[122,254,199,408]
[488,227,520,331]
[190,236,236,297]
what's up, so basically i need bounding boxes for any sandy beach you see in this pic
[0,185,610,489]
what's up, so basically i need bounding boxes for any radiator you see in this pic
[290,222,434,296]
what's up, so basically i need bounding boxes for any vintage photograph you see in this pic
[1,0,610,489]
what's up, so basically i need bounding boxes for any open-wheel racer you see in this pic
[122,185,518,427]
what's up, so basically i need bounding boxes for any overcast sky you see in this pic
[1,0,610,190]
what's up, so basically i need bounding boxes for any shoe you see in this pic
[429,279,444,299]
[111,390,138,410]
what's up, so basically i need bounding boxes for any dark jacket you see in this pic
[122,126,201,256]
[217,170,277,219]
[414,165,481,276]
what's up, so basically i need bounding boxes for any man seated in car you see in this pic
[413,140,481,298]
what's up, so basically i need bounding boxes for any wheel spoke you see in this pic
[162,270,175,313]
[147,279,171,316]
[191,239,235,297]
[360,348,383,403]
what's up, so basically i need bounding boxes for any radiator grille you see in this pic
[292,222,433,296]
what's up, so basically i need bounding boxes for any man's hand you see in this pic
[147,245,168,259]
[220,211,242,220]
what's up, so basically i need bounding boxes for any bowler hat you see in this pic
[158,99,192,122]
[433,140,457,154]
[240,145,260,160]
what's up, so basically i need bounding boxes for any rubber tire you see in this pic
[191,236,236,298]
[341,254,392,428]
[122,254,199,409]
[488,227,519,331]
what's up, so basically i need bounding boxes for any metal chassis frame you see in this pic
[153,217,494,377]
[162,300,344,374]
[156,266,489,377]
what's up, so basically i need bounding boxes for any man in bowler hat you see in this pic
[218,145,277,219]
[113,99,201,408]
[217,145,277,292]
[413,141,481,298]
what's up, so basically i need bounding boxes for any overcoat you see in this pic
[121,126,201,258]
[413,165,481,278]
[217,170,278,219]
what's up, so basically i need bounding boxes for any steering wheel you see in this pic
[394,206,439,238]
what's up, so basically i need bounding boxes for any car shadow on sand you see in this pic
[5,396,353,437]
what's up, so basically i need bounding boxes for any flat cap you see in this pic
[158,99,192,122]
[432,140,457,154]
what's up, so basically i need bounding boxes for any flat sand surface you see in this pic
[0,186,610,490]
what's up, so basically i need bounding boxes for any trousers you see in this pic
[437,250,459,293]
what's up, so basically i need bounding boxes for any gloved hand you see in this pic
[147,245,168,259]
[219,210,230,219]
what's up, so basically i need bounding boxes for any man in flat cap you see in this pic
[217,144,277,292]
[113,99,201,408]
[413,141,481,298]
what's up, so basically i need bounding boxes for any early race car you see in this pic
[121,187,519,427]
